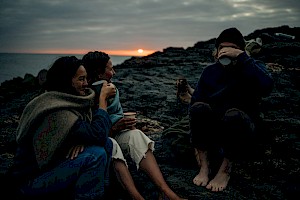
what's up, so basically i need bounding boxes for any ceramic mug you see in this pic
[123,112,137,129]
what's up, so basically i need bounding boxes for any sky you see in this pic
[0,0,299,56]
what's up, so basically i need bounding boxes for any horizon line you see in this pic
[0,49,157,57]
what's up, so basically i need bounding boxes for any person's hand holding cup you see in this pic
[101,81,116,99]
[123,112,137,130]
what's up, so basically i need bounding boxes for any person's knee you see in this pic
[82,146,108,164]
[223,108,252,123]
[224,108,243,117]
[189,102,213,131]
[120,129,143,143]
[189,102,210,113]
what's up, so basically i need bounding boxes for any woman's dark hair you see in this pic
[82,51,110,84]
[44,56,82,94]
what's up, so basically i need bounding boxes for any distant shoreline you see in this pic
[0,53,131,85]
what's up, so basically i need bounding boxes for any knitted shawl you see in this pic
[16,88,94,169]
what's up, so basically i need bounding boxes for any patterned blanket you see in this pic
[16,89,94,168]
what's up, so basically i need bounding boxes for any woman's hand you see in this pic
[98,81,116,110]
[112,117,137,133]
[100,81,116,100]
[66,145,84,160]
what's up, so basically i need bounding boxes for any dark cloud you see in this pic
[0,0,299,53]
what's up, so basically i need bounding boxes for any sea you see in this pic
[0,53,131,85]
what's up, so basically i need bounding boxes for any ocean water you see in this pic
[0,53,131,85]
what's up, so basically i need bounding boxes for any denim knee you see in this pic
[80,146,107,165]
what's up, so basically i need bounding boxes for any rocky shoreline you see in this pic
[1,25,299,199]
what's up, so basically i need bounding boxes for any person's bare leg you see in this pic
[139,150,186,200]
[193,148,209,187]
[206,157,231,192]
[113,159,144,200]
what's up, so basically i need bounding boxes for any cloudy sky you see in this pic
[0,0,299,56]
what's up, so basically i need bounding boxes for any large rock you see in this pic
[0,25,299,199]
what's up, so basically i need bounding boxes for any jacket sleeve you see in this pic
[237,52,274,96]
[107,88,124,125]
[71,108,112,146]
[190,66,212,107]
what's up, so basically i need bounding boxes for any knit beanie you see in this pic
[215,27,246,49]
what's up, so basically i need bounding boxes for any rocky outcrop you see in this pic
[0,25,299,199]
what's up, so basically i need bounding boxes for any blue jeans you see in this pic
[20,146,109,200]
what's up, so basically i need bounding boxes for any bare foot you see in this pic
[193,149,209,186]
[193,169,209,186]
[206,158,231,192]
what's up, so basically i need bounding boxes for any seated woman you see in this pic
[83,51,186,200]
[9,56,115,199]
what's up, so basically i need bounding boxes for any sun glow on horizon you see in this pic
[137,49,144,54]
[97,49,155,57]
[14,49,156,57]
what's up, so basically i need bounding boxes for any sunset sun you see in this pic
[137,49,144,54]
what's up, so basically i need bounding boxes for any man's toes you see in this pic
[206,183,212,190]
[201,182,208,187]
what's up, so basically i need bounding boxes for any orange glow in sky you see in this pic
[23,49,156,57]
[103,49,155,57]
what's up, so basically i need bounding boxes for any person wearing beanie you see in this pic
[188,27,274,192]
[215,27,246,50]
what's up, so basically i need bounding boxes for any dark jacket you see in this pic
[190,52,274,121]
